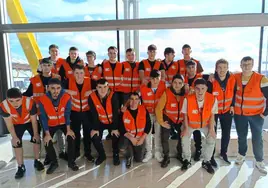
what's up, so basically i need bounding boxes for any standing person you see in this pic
[156,74,185,168]
[48,44,66,74]
[39,78,79,174]
[120,92,151,168]
[139,44,165,84]
[0,88,44,179]
[88,79,121,166]
[177,44,203,78]
[234,56,268,175]
[140,70,166,162]
[181,78,217,174]
[64,65,94,162]
[210,59,236,167]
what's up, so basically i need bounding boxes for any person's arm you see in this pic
[38,102,49,132]
[208,99,218,137]
[88,96,101,130]
[138,61,145,83]
[58,65,65,80]
[111,93,119,130]
[181,98,188,137]
[22,83,33,97]
[159,63,166,81]
[0,106,17,138]
[64,99,72,127]
[155,92,167,126]
[206,81,213,94]
[29,101,39,136]
[261,76,268,116]
[144,109,152,134]
[196,61,204,73]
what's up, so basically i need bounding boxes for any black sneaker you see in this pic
[46,162,59,174]
[161,156,170,168]
[85,154,95,162]
[34,160,44,171]
[220,153,231,165]
[210,157,218,168]
[113,154,120,166]
[181,160,191,171]
[194,150,201,161]
[126,157,133,169]
[59,152,68,161]
[15,164,26,179]
[43,155,51,166]
[106,133,112,140]
[68,162,79,171]
[202,161,215,174]
[95,156,106,165]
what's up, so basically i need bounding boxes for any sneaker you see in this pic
[181,159,191,171]
[126,157,133,169]
[59,152,68,161]
[210,157,218,168]
[142,152,152,163]
[68,162,79,171]
[34,160,44,171]
[155,152,163,162]
[235,154,245,165]
[161,156,170,168]
[202,161,215,174]
[15,164,26,179]
[220,153,231,165]
[113,154,120,166]
[95,156,106,165]
[46,162,59,174]
[43,155,51,166]
[85,154,95,162]
[256,161,267,175]
[194,150,201,161]
[176,154,183,163]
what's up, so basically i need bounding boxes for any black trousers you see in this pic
[45,125,75,165]
[91,123,120,158]
[193,130,202,151]
[212,111,233,157]
[70,111,92,156]
[119,136,145,162]
[161,122,182,157]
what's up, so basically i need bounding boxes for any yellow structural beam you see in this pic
[6,0,42,75]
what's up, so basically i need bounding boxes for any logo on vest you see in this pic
[36,83,41,87]
[61,107,65,112]
[145,68,151,71]
[147,92,153,96]
[181,68,184,70]
[192,109,198,114]
[68,71,72,74]
[213,92,219,96]
[92,75,98,79]
[105,68,110,71]
[125,68,130,72]
[172,65,176,69]
[171,103,177,107]
[237,86,240,91]
[96,105,101,109]
[124,118,130,124]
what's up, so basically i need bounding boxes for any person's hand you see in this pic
[189,88,195,95]
[209,129,216,139]
[130,137,138,146]
[12,136,20,147]
[142,79,148,85]
[44,134,52,146]
[260,114,265,119]
[121,106,127,113]
[230,107,234,115]
[162,121,171,129]
[208,74,215,82]
[68,90,77,96]
[184,84,190,93]
[91,130,99,138]
[181,128,188,137]
[33,134,40,144]
[84,91,92,97]
[136,136,145,146]
[66,129,75,139]
[111,130,120,138]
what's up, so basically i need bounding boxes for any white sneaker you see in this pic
[142,152,152,163]
[235,154,245,165]
[155,152,163,162]
[256,161,267,175]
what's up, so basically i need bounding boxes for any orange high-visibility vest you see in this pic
[212,74,236,114]
[121,61,140,93]
[142,59,161,79]
[84,65,101,81]
[178,58,199,78]
[68,77,91,112]
[39,93,70,127]
[184,73,203,95]
[162,61,179,83]
[234,72,265,116]
[61,60,84,80]
[52,58,66,74]
[0,96,33,125]
[90,91,114,124]
[102,60,122,92]
[164,88,184,124]
[187,92,215,129]
[123,105,146,138]
[140,80,166,114]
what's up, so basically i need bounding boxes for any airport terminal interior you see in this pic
[0,0,268,187]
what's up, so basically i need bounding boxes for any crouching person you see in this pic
[181,78,217,174]
[0,88,44,179]
[119,92,151,168]
[39,78,79,174]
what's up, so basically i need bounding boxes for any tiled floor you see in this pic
[0,157,267,188]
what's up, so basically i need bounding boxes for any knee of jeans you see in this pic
[46,140,54,148]
[207,137,216,145]
[91,134,101,142]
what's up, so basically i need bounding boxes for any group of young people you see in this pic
[1,43,267,180]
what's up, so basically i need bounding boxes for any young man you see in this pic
[156,74,185,168]
[59,46,84,80]
[0,88,44,179]
[88,79,121,166]
[23,58,66,165]
[210,59,236,167]
[139,44,165,84]
[121,48,141,103]
[64,65,94,162]
[177,44,203,78]
[39,78,79,174]
[234,56,268,175]
[48,44,66,74]
[120,92,151,168]
[181,78,217,174]
[140,70,166,162]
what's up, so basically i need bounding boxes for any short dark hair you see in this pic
[69,46,78,51]
[164,47,175,56]
[40,57,52,64]
[108,46,117,52]
[86,51,96,59]
[126,48,135,53]
[241,56,254,64]
[182,44,191,49]
[129,92,140,98]
[194,78,207,86]
[172,74,184,82]
[97,78,109,85]
[148,44,157,51]
[7,88,22,99]
[49,44,59,51]
[215,58,229,69]
[186,60,196,67]
[150,70,161,78]
[48,78,61,86]
[73,64,84,71]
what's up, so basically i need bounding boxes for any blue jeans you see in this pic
[234,114,264,162]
